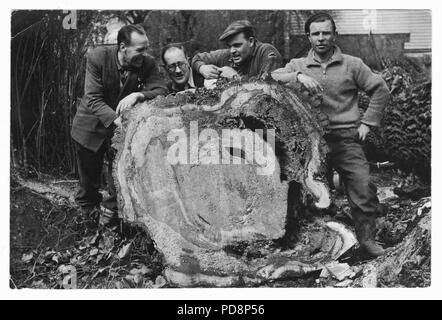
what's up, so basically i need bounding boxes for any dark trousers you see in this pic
[325,127,380,215]
[74,139,118,212]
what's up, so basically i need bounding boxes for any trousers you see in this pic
[324,127,380,215]
[73,138,118,213]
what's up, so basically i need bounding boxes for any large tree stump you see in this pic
[112,80,356,287]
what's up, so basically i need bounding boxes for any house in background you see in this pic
[288,9,431,71]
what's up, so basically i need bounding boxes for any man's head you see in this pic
[161,44,191,86]
[117,24,149,68]
[219,20,256,65]
[305,13,337,57]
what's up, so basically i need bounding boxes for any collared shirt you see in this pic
[191,41,282,79]
[115,52,130,88]
[273,45,390,129]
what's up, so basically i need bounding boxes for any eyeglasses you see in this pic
[165,61,188,73]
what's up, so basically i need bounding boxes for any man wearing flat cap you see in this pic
[191,20,282,82]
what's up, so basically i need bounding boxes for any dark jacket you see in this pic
[191,41,282,81]
[71,45,168,152]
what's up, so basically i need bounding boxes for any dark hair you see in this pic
[304,12,337,34]
[241,26,255,39]
[160,43,188,65]
[117,24,146,47]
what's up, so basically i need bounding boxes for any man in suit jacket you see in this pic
[71,24,168,225]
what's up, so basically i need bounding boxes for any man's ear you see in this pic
[119,42,126,52]
[248,37,255,46]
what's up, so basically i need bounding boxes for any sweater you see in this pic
[272,46,390,129]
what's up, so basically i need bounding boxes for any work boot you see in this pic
[352,210,385,258]
[99,206,119,227]
[80,206,100,222]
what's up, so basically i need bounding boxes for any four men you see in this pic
[74,16,390,258]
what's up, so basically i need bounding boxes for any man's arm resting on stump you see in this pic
[191,50,229,79]
[272,60,323,93]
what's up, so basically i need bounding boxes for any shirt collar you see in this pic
[306,45,343,67]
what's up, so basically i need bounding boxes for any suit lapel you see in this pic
[109,46,122,109]
[116,70,139,104]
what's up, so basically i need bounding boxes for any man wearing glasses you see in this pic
[161,43,196,93]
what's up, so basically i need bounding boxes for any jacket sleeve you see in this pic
[84,50,117,128]
[271,58,303,83]
[354,58,390,127]
[140,59,168,100]
[191,49,230,74]
[258,45,283,75]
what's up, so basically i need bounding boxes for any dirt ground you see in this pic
[10,167,430,289]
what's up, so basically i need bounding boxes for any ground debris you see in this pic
[10,165,431,288]
[10,171,164,289]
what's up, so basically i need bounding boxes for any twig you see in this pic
[11,18,45,40]
[10,277,18,289]
[52,180,79,184]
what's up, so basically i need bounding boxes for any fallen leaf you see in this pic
[89,248,99,256]
[133,273,143,285]
[96,254,104,263]
[326,263,354,281]
[118,243,132,259]
[334,279,353,287]
[89,232,100,246]
[125,274,134,283]
[129,268,140,275]
[115,281,124,289]
[154,275,167,288]
[139,265,153,276]
[320,268,330,278]
[21,253,33,263]
[52,255,59,264]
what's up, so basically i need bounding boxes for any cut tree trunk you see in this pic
[112,80,356,287]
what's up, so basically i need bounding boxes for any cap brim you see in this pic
[219,30,237,41]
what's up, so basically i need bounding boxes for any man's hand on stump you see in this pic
[116,92,144,115]
[199,64,221,79]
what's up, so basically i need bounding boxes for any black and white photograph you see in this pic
[7,5,435,296]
